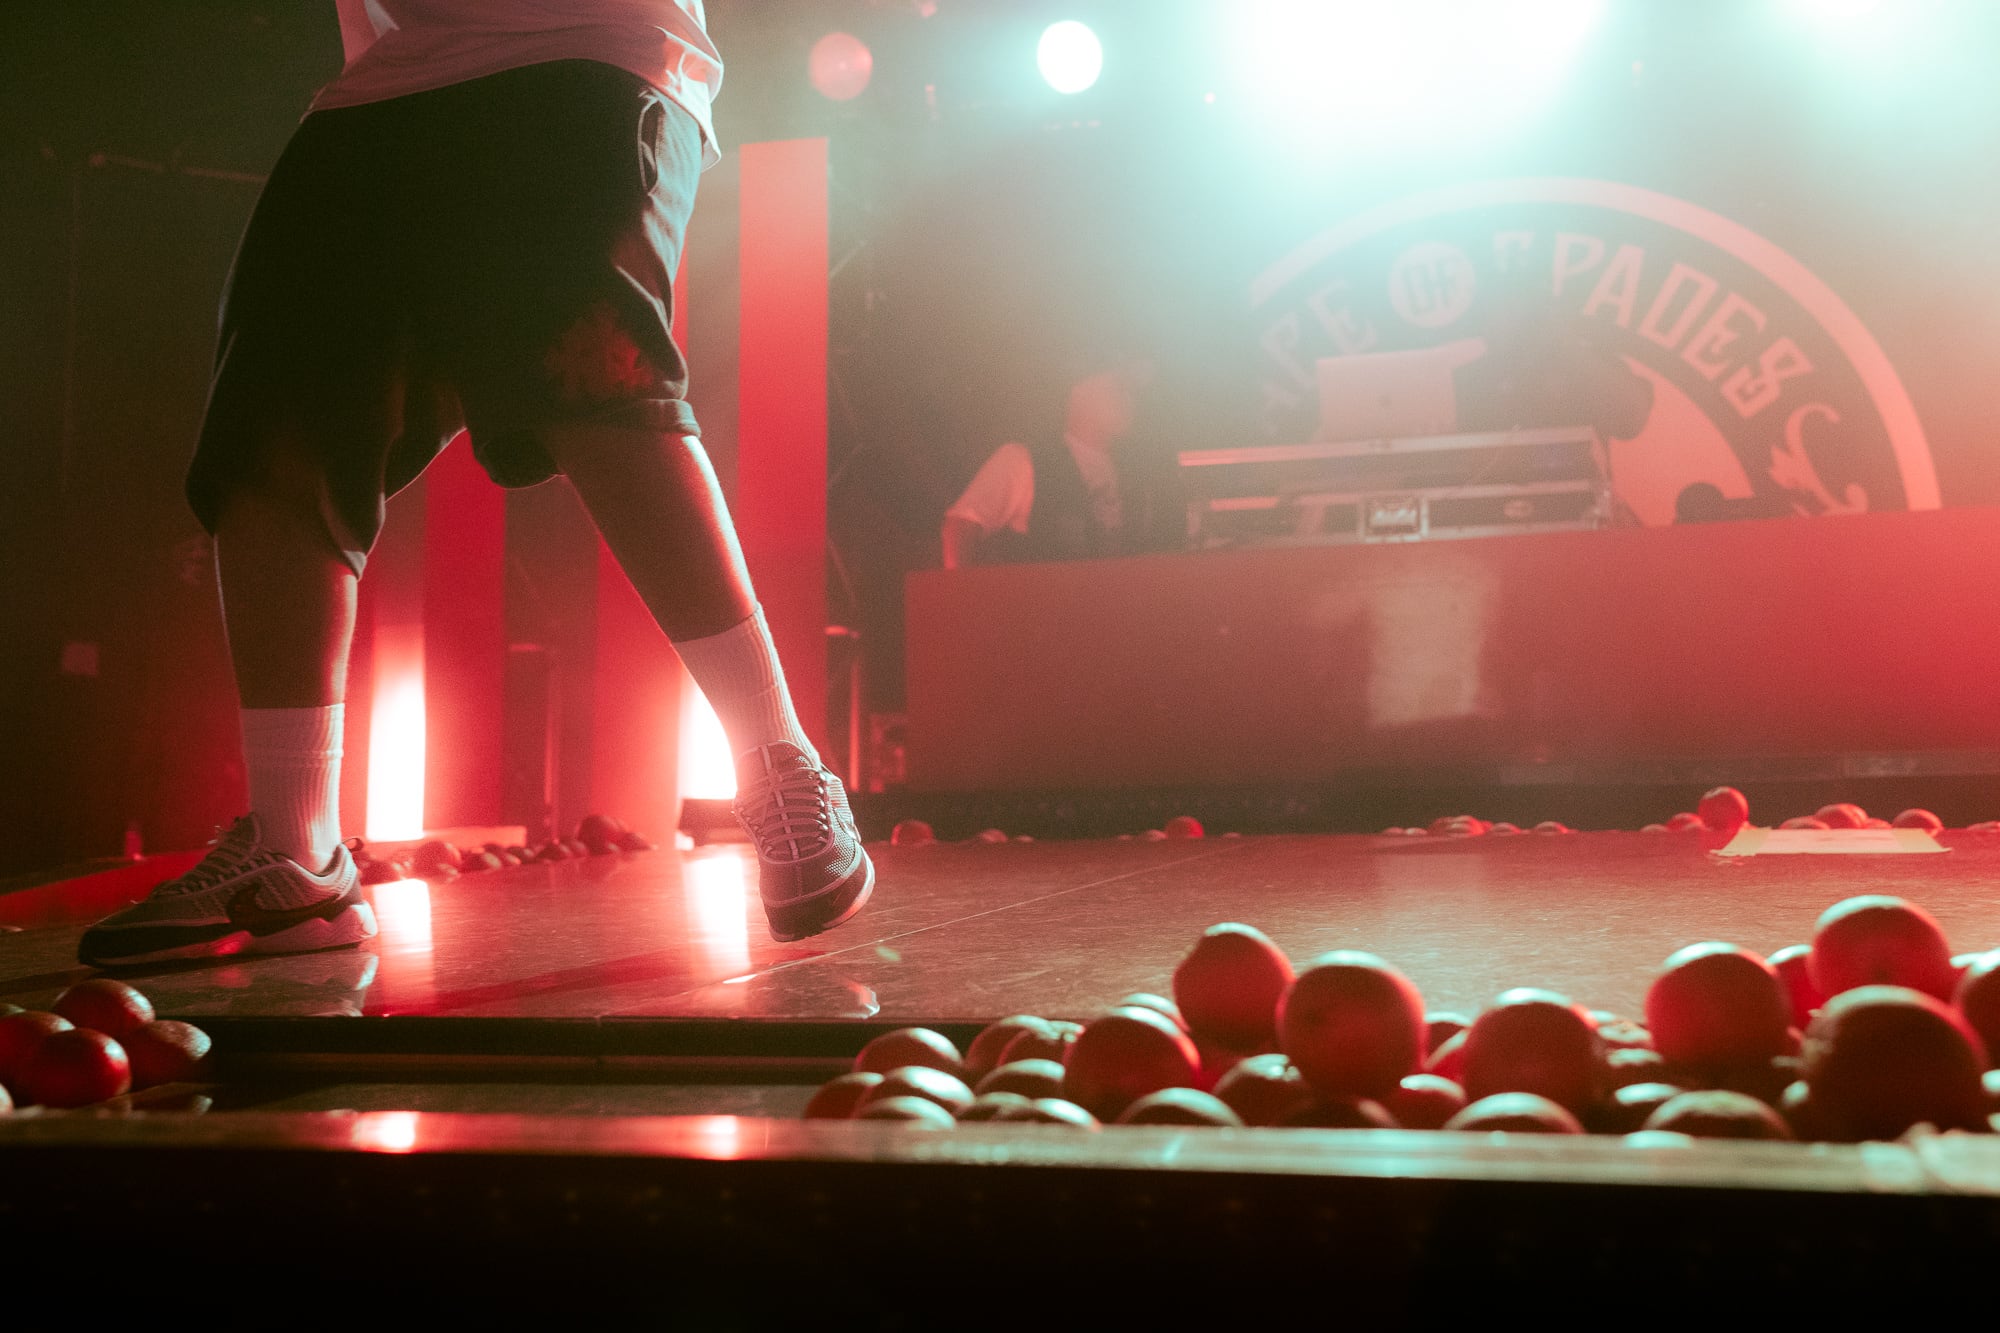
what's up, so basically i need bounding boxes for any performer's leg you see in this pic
[541,424,814,761]
[78,451,379,968]
[544,422,872,942]
[211,446,358,879]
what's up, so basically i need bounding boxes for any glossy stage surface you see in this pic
[3,830,1998,1026]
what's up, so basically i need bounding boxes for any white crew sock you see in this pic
[673,606,819,769]
[241,704,344,872]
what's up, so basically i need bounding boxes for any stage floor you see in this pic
[3,830,1996,1027]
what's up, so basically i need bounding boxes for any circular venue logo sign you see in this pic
[1249,178,1935,527]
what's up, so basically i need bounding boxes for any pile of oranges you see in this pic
[806,894,2000,1143]
[0,980,211,1112]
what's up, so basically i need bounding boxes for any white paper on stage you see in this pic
[1713,827,1948,856]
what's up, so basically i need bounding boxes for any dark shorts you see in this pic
[188,59,703,573]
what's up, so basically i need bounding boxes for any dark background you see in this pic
[5,1,1998,872]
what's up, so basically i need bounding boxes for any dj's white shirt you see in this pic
[317,0,723,167]
[947,436,1123,537]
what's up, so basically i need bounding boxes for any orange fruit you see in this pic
[14,1029,131,1108]
[0,1011,72,1090]
[997,1024,1077,1067]
[122,1020,212,1090]
[1606,1047,1670,1089]
[1443,1092,1583,1133]
[958,1092,1033,1122]
[803,1072,883,1119]
[1116,993,1188,1032]
[1696,787,1750,833]
[1162,815,1205,839]
[1814,803,1868,829]
[1116,1088,1242,1126]
[964,1015,1057,1083]
[1210,1052,1314,1126]
[859,1066,975,1117]
[1276,1097,1396,1128]
[1423,1012,1470,1056]
[1802,985,1987,1141]
[1767,944,1824,1029]
[51,979,155,1041]
[1173,923,1294,1050]
[974,1059,1067,1100]
[1808,895,1957,1002]
[1061,1006,1201,1122]
[889,819,935,845]
[853,1027,964,1078]
[1590,1081,1684,1134]
[1424,1028,1469,1082]
[995,1098,1100,1129]
[1952,951,2000,1069]
[1460,988,1604,1116]
[1642,1089,1791,1140]
[1276,951,1425,1100]
[1384,1073,1465,1130]
[1644,943,1792,1068]
[854,1097,956,1127]
[1893,809,1944,831]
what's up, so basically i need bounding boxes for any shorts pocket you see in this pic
[637,92,665,196]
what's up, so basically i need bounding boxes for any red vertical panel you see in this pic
[735,138,829,746]
[361,479,428,839]
[421,436,506,829]
[340,571,375,840]
[591,544,682,844]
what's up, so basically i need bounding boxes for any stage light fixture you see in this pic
[1037,20,1103,95]
[809,31,873,102]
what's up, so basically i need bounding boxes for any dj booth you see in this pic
[1180,426,1610,548]
[904,504,2000,797]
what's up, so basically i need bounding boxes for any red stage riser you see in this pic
[907,507,2000,791]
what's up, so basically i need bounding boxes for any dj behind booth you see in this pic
[942,286,1655,568]
[940,359,1187,569]
[1182,283,1655,550]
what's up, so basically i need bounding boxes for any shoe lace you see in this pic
[737,762,834,864]
[157,820,261,897]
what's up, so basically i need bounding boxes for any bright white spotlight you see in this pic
[1786,0,1884,19]
[1231,0,1603,158]
[1038,20,1103,95]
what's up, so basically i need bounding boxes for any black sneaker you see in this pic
[78,815,377,968]
[733,742,875,942]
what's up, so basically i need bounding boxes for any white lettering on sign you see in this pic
[1638,262,1719,350]
[1581,243,1645,326]
[1260,312,1313,390]
[1683,291,1767,381]
[1307,278,1378,354]
[1726,337,1814,418]
[1389,242,1476,329]
[1551,232,1605,297]
[1492,230,1536,272]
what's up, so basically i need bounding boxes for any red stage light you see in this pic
[366,627,426,842]
[809,31,873,102]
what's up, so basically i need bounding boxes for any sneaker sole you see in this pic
[766,854,875,944]
[85,903,379,969]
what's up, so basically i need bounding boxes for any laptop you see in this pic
[1315,343,1475,442]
